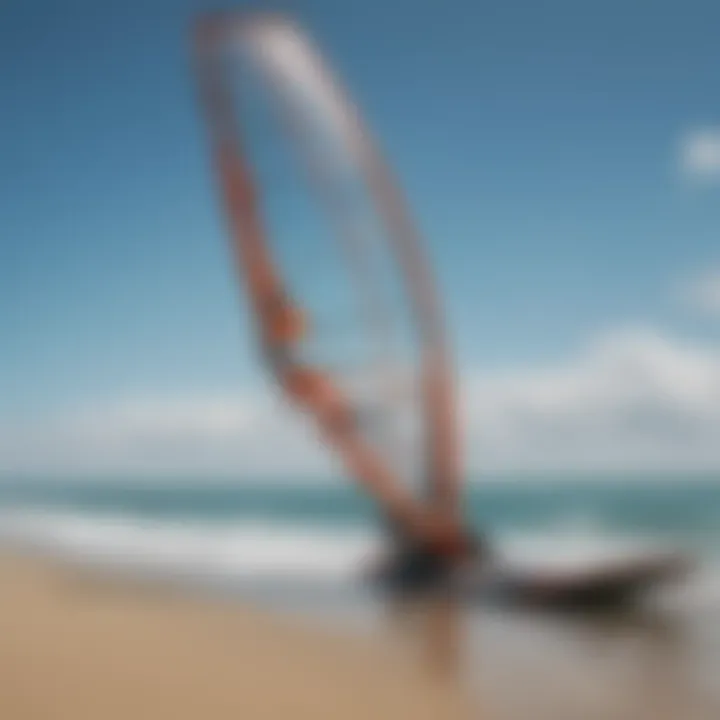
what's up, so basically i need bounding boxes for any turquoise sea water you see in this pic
[1,476,718,542]
[1,476,718,609]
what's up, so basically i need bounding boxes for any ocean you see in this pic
[1,476,719,615]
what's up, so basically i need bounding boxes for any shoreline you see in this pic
[0,552,472,719]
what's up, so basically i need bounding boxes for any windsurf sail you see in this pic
[193,12,466,555]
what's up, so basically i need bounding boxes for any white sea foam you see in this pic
[0,508,717,612]
[0,509,381,587]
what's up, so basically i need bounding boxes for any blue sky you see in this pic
[2,0,720,475]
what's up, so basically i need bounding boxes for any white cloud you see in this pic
[462,326,720,473]
[681,268,720,316]
[0,394,333,478]
[681,128,720,179]
[2,326,720,478]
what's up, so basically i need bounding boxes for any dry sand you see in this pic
[0,554,471,720]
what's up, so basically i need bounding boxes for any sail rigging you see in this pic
[193,12,465,553]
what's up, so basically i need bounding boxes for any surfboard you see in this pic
[466,551,691,610]
[371,538,691,610]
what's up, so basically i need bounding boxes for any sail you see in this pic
[193,12,462,545]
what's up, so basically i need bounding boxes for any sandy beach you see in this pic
[2,548,720,720]
[0,553,471,720]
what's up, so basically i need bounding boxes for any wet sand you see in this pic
[335,581,720,720]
